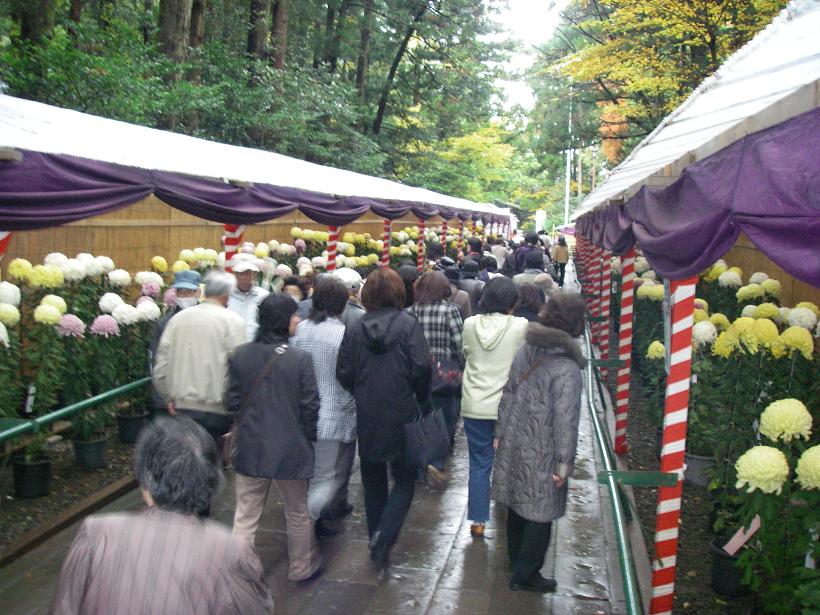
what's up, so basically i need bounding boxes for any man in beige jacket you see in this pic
[153,271,247,444]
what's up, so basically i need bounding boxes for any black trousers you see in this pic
[556,263,567,287]
[360,460,416,548]
[507,508,553,583]
[178,409,232,445]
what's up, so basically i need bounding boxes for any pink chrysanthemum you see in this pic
[163,288,177,308]
[89,314,120,337]
[294,238,307,253]
[141,281,161,298]
[57,314,86,338]
[136,295,154,306]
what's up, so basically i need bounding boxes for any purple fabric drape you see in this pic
[0,150,507,231]
[576,107,820,287]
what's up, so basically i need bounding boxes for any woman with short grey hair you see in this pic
[51,416,273,615]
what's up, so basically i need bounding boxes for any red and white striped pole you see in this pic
[599,249,612,379]
[650,276,697,615]
[587,245,602,345]
[457,219,465,254]
[326,226,340,272]
[441,219,448,252]
[381,219,391,267]
[417,219,426,271]
[0,231,12,263]
[614,247,636,455]
[222,224,245,272]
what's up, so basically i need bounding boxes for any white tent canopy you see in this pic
[0,94,509,221]
[573,0,820,219]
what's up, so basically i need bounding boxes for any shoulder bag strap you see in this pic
[235,344,288,426]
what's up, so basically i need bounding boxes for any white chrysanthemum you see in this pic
[741,305,757,318]
[759,399,812,443]
[0,281,21,307]
[749,271,769,285]
[136,299,161,322]
[268,240,280,251]
[397,231,410,243]
[633,256,649,274]
[274,264,292,278]
[610,257,622,273]
[774,307,791,325]
[641,270,657,281]
[193,247,209,262]
[297,256,311,268]
[44,252,69,267]
[718,271,742,287]
[298,266,313,277]
[795,445,820,490]
[204,249,218,263]
[58,258,87,282]
[311,257,327,269]
[217,251,226,269]
[107,269,132,287]
[0,322,8,349]
[179,249,196,264]
[77,253,103,276]
[99,292,125,313]
[787,307,818,330]
[112,304,140,325]
[735,446,790,495]
[135,271,163,287]
[692,321,718,347]
[95,255,115,273]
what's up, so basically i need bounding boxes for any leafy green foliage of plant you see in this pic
[0,327,23,418]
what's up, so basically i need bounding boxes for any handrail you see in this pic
[582,324,644,615]
[0,377,151,447]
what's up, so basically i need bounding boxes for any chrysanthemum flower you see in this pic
[753,302,779,319]
[95,255,115,273]
[44,252,69,267]
[749,318,779,352]
[728,266,744,278]
[646,341,665,360]
[136,299,161,322]
[135,271,163,287]
[736,283,765,302]
[0,281,21,307]
[162,288,177,308]
[151,256,168,273]
[761,279,781,298]
[787,307,818,330]
[295,239,307,252]
[41,294,68,314]
[694,298,709,312]
[30,264,64,289]
[759,399,812,443]
[254,243,270,258]
[795,445,820,490]
[90,314,120,337]
[795,301,819,317]
[712,329,740,358]
[703,262,727,282]
[0,303,21,326]
[58,258,87,282]
[735,446,790,494]
[107,269,132,288]
[0,322,8,349]
[99,292,124,314]
[141,282,161,298]
[780,326,814,360]
[275,264,292,278]
[172,260,190,273]
[112,304,140,325]
[56,314,86,338]
[179,249,196,264]
[694,308,709,323]
[709,313,730,331]
[33,304,62,325]
[693,321,718,347]
[290,227,303,239]
[718,271,742,288]
[7,258,33,281]
[741,305,757,318]
[749,272,769,285]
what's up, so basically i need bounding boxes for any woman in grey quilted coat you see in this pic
[492,292,586,593]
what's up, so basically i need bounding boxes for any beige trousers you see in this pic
[233,473,321,581]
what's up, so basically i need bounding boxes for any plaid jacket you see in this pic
[291,318,357,443]
[407,301,464,365]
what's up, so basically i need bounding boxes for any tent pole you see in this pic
[222,224,245,272]
[326,226,339,272]
[381,219,391,267]
[0,231,12,265]
[614,247,636,455]
[417,219,426,271]
[599,249,612,380]
[650,276,697,615]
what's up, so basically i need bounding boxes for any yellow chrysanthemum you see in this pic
[178,249,196,264]
[710,313,730,331]
[693,308,709,323]
[40,294,68,315]
[254,243,270,258]
[33,303,62,325]
[7,258,33,282]
[748,318,779,352]
[151,256,168,273]
[759,399,812,443]
[172,260,190,273]
[302,229,316,241]
[367,253,379,264]
[751,302,778,319]
[728,266,744,278]
[636,283,664,301]
[795,445,820,490]
[29,264,64,289]
[356,256,370,267]
[0,303,21,326]
[731,316,755,338]
[646,341,665,360]
[342,232,355,244]
[702,263,727,282]
[736,284,765,302]
[761,279,781,298]
[694,298,709,312]
[712,329,740,358]
[290,227,303,239]
[735,446,790,495]
[795,301,819,317]
[780,326,814,360]
[344,245,355,257]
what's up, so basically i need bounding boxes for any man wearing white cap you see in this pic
[228,258,269,342]
[333,268,366,328]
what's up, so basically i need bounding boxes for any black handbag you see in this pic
[430,357,463,396]
[403,399,450,469]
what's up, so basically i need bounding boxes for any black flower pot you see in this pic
[684,452,716,487]
[73,436,109,469]
[117,412,149,444]
[12,457,51,498]
[710,538,748,597]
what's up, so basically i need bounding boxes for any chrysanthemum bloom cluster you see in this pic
[33,304,62,325]
[709,313,730,331]
[610,257,622,273]
[75,253,100,276]
[641,270,658,281]
[255,243,271,258]
[746,318,779,353]
[135,271,163,287]
[90,314,120,337]
[692,321,718,347]
[736,283,764,302]
[759,399,812,443]
[753,302,779,319]
[311,256,328,269]
[0,322,9,348]
[694,298,709,312]
[30,264,64,289]
[728,266,743,278]
[646,341,665,360]
[712,329,740,358]
[141,282,161,298]
[99,292,125,314]
[41,294,67,314]
[8,258,34,281]
[774,306,791,325]
[637,282,664,301]
[59,258,87,282]
[112,304,140,325]
[172,260,190,273]
[718,271,742,288]
[795,445,820,490]
[179,249,196,264]
[0,281,21,307]
[56,314,86,338]
[795,301,819,317]
[749,272,769,285]
[162,288,177,307]
[693,308,709,323]
[275,264,293,278]
[732,316,755,339]
[107,269,132,288]
[44,252,68,267]
[761,278,781,298]
[735,446,790,494]
[0,303,21,326]
[779,326,814,360]
[702,261,727,282]
[136,299,161,322]
[633,256,650,274]
[787,307,817,330]
[151,255,168,273]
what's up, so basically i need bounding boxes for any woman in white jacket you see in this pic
[461,276,528,537]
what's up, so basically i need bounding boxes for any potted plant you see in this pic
[72,405,112,469]
[11,433,51,498]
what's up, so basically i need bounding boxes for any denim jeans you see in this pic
[429,394,459,471]
[463,417,496,523]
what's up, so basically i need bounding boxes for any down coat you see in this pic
[491,323,586,523]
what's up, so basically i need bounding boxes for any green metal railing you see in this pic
[0,378,151,447]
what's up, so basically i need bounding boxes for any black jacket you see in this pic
[227,337,320,479]
[336,308,432,463]
[458,278,485,315]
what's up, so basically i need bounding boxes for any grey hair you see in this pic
[204,270,236,297]
[134,416,223,516]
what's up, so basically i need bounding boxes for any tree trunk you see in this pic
[326,0,352,74]
[247,0,269,58]
[190,0,205,48]
[96,0,115,28]
[372,4,428,135]
[158,0,193,62]
[13,0,57,42]
[69,0,85,23]
[271,0,288,69]
[355,0,373,103]
[142,0,154,44]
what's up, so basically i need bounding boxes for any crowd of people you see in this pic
[50,230,586,613]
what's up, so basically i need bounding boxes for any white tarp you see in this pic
[573,0,820,219]
[0,94,508,220]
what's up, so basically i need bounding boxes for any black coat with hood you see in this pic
[336,308,432,463]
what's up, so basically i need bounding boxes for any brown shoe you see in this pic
[470,523,485,538]
[426,465,447,489]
